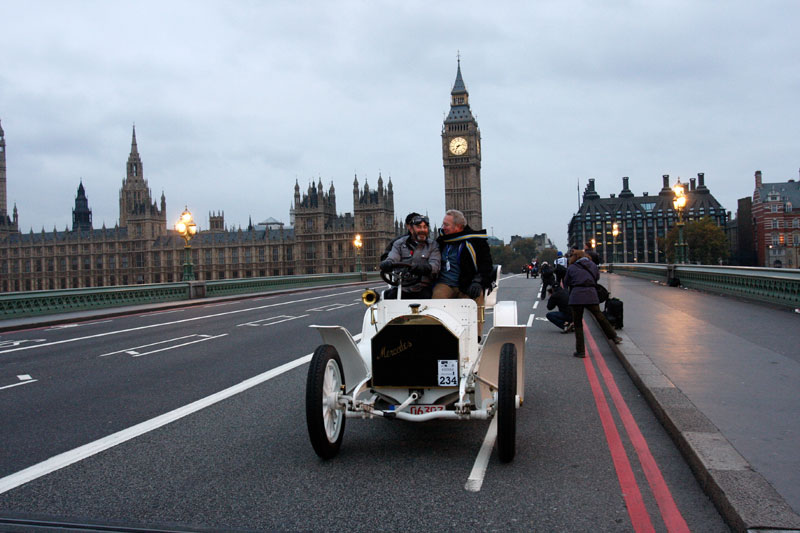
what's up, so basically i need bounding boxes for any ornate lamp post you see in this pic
[175,207,198,281]
[672,179,687,264]
[612,222,619,264]
[353,234,363,273]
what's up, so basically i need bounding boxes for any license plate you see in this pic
[395,405,445,415]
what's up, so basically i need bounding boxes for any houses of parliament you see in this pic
[0,61,484,293]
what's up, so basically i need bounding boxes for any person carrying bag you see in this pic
[564,250,621,358]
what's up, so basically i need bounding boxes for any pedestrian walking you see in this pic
[565,250,621,358]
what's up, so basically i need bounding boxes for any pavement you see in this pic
[3,275,800,532]
[596,272,800,533]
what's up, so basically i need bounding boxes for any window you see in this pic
[794,233,800,246]
[772,233,780,245]
[272,247,279,262]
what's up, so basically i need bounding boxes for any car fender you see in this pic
[310,325,369,394]
[477,324,526,404]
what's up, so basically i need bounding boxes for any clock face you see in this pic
[449,137,468,155]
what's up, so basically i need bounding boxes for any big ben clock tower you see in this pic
[442,58,482,229]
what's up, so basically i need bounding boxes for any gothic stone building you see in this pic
[0,124,397,293]
[568,174,727,263]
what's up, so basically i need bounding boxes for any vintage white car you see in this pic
[305,264,526,462]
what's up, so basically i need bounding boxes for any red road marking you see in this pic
[581,326,656,533]
[585,325,690,533]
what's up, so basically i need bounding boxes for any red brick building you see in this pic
[752,170,800,268]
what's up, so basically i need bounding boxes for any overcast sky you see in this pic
[2,1,799,250]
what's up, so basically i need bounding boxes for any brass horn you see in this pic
[361,289,379,306]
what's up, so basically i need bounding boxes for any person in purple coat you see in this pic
[564,250,622,358]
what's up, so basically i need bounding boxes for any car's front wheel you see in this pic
[497,342,517,463]
[306,344,346,459]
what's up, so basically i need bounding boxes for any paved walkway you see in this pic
[599,272,800,532]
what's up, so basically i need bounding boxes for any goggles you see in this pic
[410,216,429,226]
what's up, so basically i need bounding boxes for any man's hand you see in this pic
[379,259,394,272]
[468,282,483,299]
[410,263,432,276]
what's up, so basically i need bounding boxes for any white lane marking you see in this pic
[0,339,46,349]
[307,302,360,312]
[526,314,534,327]
[535,317,549,321]
[465,416,498,492]
[0,289,364,355]
[139,310,184,317]
[237,315,309,327]
[0,333,362,495]
[131,334,228,357]
[99,335,199,357]
[46,320,114,331]
[99,334,228,358]
[532,301,539,309]
[0,375,37,391]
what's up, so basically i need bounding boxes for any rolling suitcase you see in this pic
[604,297,624,329]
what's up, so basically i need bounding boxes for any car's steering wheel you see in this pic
[380,262,422,287]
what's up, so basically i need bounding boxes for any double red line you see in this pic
[583,323,689,533]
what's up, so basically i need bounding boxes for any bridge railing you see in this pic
[609,263,800,309]
[0,272,380,320]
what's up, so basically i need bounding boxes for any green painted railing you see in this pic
[610,263,800,309]
[0,272,381,320]
[205,272,379,297]
[0,283,189,318]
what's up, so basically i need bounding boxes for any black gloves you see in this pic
[410,263,432,276]
[379,259,394,272]
[468,282,483,299]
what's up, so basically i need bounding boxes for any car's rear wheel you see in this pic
[306,344,346,459]
[497,342,517,463]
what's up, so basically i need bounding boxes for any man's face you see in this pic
[441,215,463,235]
[410,221,429,242]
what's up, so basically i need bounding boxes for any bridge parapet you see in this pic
[0,272,380,320]
[611,263,800,309]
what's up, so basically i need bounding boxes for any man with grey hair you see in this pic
[433,209,494,337]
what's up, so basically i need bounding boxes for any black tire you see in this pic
[497,342,517,463]
[306,344,346,459]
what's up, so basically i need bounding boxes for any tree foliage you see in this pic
[664,217,729,264]
[490,238,561,273]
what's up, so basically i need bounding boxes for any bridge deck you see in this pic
[602,272,800,529]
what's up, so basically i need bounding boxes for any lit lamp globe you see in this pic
[175,207,198,281]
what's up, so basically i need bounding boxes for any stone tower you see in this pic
[442,59,483,229]
[118,125,167,238]
[72,180,93,232]
[0,119,19,235]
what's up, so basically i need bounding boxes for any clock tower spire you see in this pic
[442,57,483,229]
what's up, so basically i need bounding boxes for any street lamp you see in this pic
[175,206,198,281]
[353,234,363,273]
[612,222,619,264]
[672,179,687,264]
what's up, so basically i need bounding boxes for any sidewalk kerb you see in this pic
[592,314,800,532]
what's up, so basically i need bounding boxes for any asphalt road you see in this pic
[0,277,729,532]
